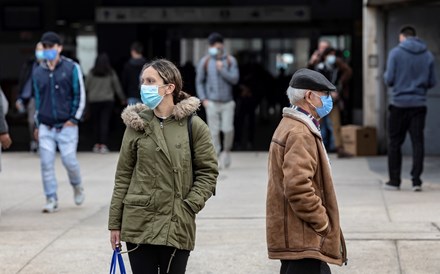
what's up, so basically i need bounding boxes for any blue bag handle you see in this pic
[109,247,127,274]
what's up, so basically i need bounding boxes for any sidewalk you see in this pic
[1,152,440,274]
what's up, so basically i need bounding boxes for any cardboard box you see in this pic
[341,125,377,156]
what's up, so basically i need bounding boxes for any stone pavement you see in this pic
[1,152,440,274]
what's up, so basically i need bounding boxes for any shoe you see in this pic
[73,185,85,206]
[222,151,231,169]
[93,144,100,153]
[99,145,110,154]
[383,182,400,191]
[412,185,422,192]
[42,198,58,213]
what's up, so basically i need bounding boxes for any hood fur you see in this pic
[121,97,201,131]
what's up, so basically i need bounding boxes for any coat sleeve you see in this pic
[195,57,208,101]
[111,70,126,101]
[218,56,239,85]
[184,116,218,214]
[0,91,8,134]
[108,127,138,230]
[384,49,397,87]
[283,131,329,233]
[70,63,86,124]
[428,56,437,89]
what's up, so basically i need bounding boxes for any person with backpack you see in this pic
[195,32,239,169]
[109,59,218,274]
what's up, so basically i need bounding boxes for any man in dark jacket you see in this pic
[122,42,147,105]
[33,31,86,213]
[383,26,436,192]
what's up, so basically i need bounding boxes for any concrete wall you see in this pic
[386,5,440,154]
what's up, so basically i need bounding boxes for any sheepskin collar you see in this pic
[282,107,322,138]
[121,97,200,131]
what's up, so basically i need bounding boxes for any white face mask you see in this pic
[325,55,336,66]
[208,47,219,56]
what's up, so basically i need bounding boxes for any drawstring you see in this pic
[118,244,140,254]
[166,248,177,273]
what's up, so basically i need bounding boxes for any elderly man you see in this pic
[266,68,347,274]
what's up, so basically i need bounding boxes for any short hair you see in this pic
[400,26,416,37]
[322,47,336,58]
[131,42,143,54]
[208,32,224,45]
[286,87,308,104]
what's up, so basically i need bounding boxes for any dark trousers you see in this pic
[126,243,190,274]
[280,259,331,274]
[90,101,113,145]
[388,105,427,186]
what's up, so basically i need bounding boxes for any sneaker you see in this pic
[99,145,110,154]
[412,185,422,192]
[221,151,231,169]
[42,198,58,213]
[93,144,100,153]
[383,182,400,191]
[73,185,85,206]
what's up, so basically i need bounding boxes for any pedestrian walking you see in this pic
[0,86,12,172]
[195,32,239,168]
[86,53,126,153]
[16,42,45,153]
[33,31,86,213]
[383,26,436,192]
[122,42,147,105]
[316,47,352,157]
[108,59,218,274]
[266,68,347,274]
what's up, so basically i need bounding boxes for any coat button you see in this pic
[175,193,181,198]
[171,216,177,222]
[173,169,178,173]
[156,147,160,151]
[175,143,181,149]
[179,122,183,126]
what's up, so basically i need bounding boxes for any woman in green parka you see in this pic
[108,59,218,274]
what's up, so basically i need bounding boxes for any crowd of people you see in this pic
[1,25,435,273]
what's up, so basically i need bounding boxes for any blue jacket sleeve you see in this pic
[70,63,86,124]
[384,49,396,87]
[219,56,239,85]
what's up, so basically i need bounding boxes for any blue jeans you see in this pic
[39,124,82,200]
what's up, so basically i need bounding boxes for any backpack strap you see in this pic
[188,114,195,184]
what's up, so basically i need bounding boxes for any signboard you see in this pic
[96,6,310,23]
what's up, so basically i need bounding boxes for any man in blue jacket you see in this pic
[33,31,86,212]
[383,26,436,192]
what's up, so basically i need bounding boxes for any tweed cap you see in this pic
[289,68,336,92]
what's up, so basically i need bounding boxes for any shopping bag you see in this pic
[109,247,126,274]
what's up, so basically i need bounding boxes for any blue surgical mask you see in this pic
[310,92,333,118]
[208,47,218,56]
[35,50,45,61]
[43,49,58,61]
[325,55,336,66]
[140,84,166,109]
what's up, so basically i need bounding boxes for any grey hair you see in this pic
[286,87,308,104]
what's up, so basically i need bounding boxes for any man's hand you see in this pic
[202,100,209,108]
[0,133,12,149]
[216,60,223,70]
[33,129,39,141]
[64,121,76,127]
[110,230,121,250]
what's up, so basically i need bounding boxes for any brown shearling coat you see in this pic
[266,107,347,266]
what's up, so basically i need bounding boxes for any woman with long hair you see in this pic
[86,53,126,153]
[108,59,218,273]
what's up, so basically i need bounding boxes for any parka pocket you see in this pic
[121,194,155,235]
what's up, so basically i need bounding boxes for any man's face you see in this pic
[399,34,406,43]
[318,41,330,54]
[209,42,224,55]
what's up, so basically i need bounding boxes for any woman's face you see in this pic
[141,66,167,95]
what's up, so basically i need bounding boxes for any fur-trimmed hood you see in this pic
[121,97,200,131]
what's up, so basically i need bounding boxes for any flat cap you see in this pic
[289,68,336,92]
[41,31,62,45]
